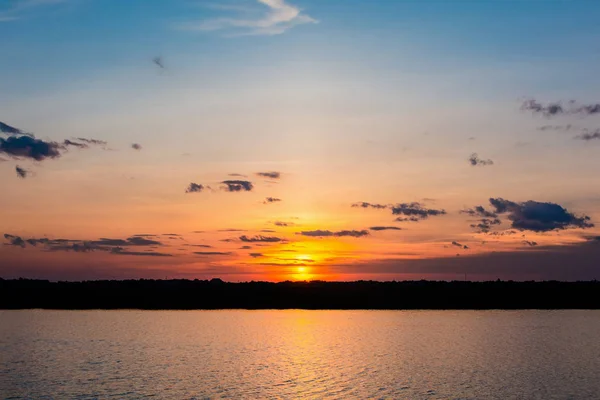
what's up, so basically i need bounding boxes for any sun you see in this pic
[297,266,307,273]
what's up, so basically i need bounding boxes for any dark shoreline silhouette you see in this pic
[2,279,600,310]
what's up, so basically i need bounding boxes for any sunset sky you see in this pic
[2,0,600,281]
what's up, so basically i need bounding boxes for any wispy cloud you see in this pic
[0,0,69,22]
[177,0,317,36]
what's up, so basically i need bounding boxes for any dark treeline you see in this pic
[2,279,600,309]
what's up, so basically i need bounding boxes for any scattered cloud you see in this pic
[351,202,389,210]
[391,203,446,220]
[0,121,29,136]
[451,241,469,250]
[185,183,205,193]
[131,143,142,150]
[523,240,538,247]
[194,251,232,256]
[264,197,282,204]
[298,230,369,238]
[228,173,247,177]
[152,56,165,69]
[110,248,173,257]
[239,235,283,243]
[178,0,318,36]
[369,226,402,231]
[249,252,264,258]
[521,98,600,117]
[15,165,29,178]
[4,234,26,248]
[256,171,281,179]
[575,129,600,141]
[537,124,572,132]
[221,180,253,192]
[468,153,494,167]
[273,221,293,227]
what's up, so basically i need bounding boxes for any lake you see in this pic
[1,310,599,399]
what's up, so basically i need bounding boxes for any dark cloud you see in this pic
[395,217,421,222]
[4,234,26,248]
[261,229,276,233]
[111,247,173,257]
[468,153,494,167]
[0,121,29,136]
[76,138,108,146]
[15,165,29,178]
[523,240,538,247]
[488,198,593,232]
[575,129,600,141]
[537,124,572,132]
[131,143,142,150]
[470,218,502,233]
[351,202,389,210]
[240,245,252,249]
[63,139,88,149]
[522,99,600,117]
[239,235,283,243]
[521,99,564,117]
[0,135,63,161]
[194,251,232,256]
[391,203,446,220]
[228,173,247,177]
[92,236,162,247]
[256,171,281,179]
[221,180,253,192]
[218,229,247,232]
[185,183,205,193]
[461,206,498,219]
[249,253,264,258]
[451,241,469,250]
[264,197,282,204]
[369,226,402,231]
[187,244,213,248]
[298,230,369,238]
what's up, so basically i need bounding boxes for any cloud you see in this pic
[256,171,281,179]
[218,229,247,232]
[468,153,494,167]
[249,253,264,258]
[523,240,538,247]
[369,226,402,231]
[76,137,107,146]
[521,99,564,117]
[264,197,282,204]
[15,165,30,178]
[522,98,600,117]
[185,183,205,193]
[131,143,142,150]
[451,241,469,250]
[0,121,30,136]
[273,221,293,227]
[470,218,502,233]
[187,244,213,248]
[537,124,572,132]
[239,235,283,243]
[228,173,247,177]
[0,0,69,22]
[575,129,600,141]
[152,56,165,69]
[221,180,253,192]
[0,135,63,161]
[194,251,232,256]
[240,245,252,250]
[461,206,498,218]
[178,0,317,36]
[351,202,389,210]
[298,230,369,238]
[394,217,421,222]
[391,203,446,220]
[488,197,593,232]
[4,234,26,248]
[63,139,88,149]
[110,247,173,257]
[91,236,163,247]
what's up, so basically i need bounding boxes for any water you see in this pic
[1,310,599,399]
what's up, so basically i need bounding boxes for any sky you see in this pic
[2,0,600,282]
